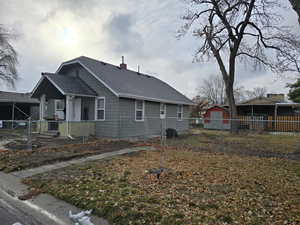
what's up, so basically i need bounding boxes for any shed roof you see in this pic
[57,56,194,105]
[0,91,39,104]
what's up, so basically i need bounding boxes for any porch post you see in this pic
[66,95,71,137]
[40,94,46,121]
[11,103,15,129]
[66,95,71,121]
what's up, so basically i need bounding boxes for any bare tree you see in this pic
[0,25,18,87]
[190,95,209,117]
[198,74,225,104]
[245,87,267,99]
[289,0,300,24]
[198,74,246,104]
[180,0,300,133]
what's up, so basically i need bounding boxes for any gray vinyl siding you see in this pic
[165,104,190,133]
[59,63,191,138]
[119,98,190,138]
[61,64,119,138]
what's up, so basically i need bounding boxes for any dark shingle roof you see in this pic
[0,91,39,104]
[59,56,194,105]
[43,73,97,96]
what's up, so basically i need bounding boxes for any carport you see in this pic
[0,91,39,127]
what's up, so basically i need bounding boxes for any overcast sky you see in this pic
[1,0,300,99]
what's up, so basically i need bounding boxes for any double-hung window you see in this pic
[160,103,166,119]
[135,100,144,121]
[55,100,65,111]
[95,97,105,121]
[177,105,183,121]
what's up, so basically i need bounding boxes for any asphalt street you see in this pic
[0,193,42,225]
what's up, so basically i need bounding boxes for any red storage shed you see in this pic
[204,106,230,130]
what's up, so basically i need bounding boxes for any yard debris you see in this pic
[69,210,94,225]
[145,167,169,180]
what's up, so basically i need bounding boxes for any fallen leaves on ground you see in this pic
[0,139,135,172]
[25,137,300,225]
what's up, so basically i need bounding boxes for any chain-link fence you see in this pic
[2,116,300,151]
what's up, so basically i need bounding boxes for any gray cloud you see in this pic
[105,13,144,55]
[0,0,299,98]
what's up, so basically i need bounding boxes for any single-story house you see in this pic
[203,106,230,130]
[0,91,39,127]
[31,56,194,138]
[237,94,300,117]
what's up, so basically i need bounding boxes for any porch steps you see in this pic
[38,131,60,138]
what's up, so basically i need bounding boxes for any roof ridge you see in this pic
[78,56,157,78]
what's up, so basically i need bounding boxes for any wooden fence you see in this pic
[237,115,300,132]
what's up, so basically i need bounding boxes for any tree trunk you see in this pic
[225,81,238,133]
[290,0,300,24]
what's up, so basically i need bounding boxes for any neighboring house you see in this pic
[203,94,300,132]
[237,94,300,117]
[203,106,230,130]
[0,91,39,122]
[31,56,194,138]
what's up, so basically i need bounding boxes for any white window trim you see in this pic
[135,100,145,122]
[160,103,166,119]
[177,104,183,121]
[55,99,64,111]
[95,97,105,121]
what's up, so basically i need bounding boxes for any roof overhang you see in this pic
[31,75,97,99]
[119,93,196,106]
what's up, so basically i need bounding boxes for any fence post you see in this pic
[27,117,32,150]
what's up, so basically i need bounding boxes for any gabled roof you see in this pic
[43,73,97,97]
[0,91,39,104]
[56,56,195,105]
[32,73,97,98]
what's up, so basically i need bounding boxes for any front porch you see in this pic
[37,120,96,137]
[31,73,98,137]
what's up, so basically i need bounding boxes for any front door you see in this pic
[72,98,81,121]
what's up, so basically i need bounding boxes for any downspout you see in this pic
[66,95,74,139]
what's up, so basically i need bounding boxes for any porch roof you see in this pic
[32,73,97,98]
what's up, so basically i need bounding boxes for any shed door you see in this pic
[211,111,223,129]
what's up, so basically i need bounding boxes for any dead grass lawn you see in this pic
[24,137,300,225]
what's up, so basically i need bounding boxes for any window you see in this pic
[135,100,144,121]
[55,100,65,111]
[160,103,166,119]
[95,97,105,121]
[177,105,183,121]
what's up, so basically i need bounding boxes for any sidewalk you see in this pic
[11,146,155,178]
[0,146,155,225]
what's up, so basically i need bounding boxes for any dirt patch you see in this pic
[0,139,136,172]
[163,130,300,160]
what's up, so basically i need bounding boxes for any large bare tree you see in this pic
[245,87,267,99]
[0,25,18,87]
[198,74,245,104]
[180,0,300,132]
[289,0,300,24]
